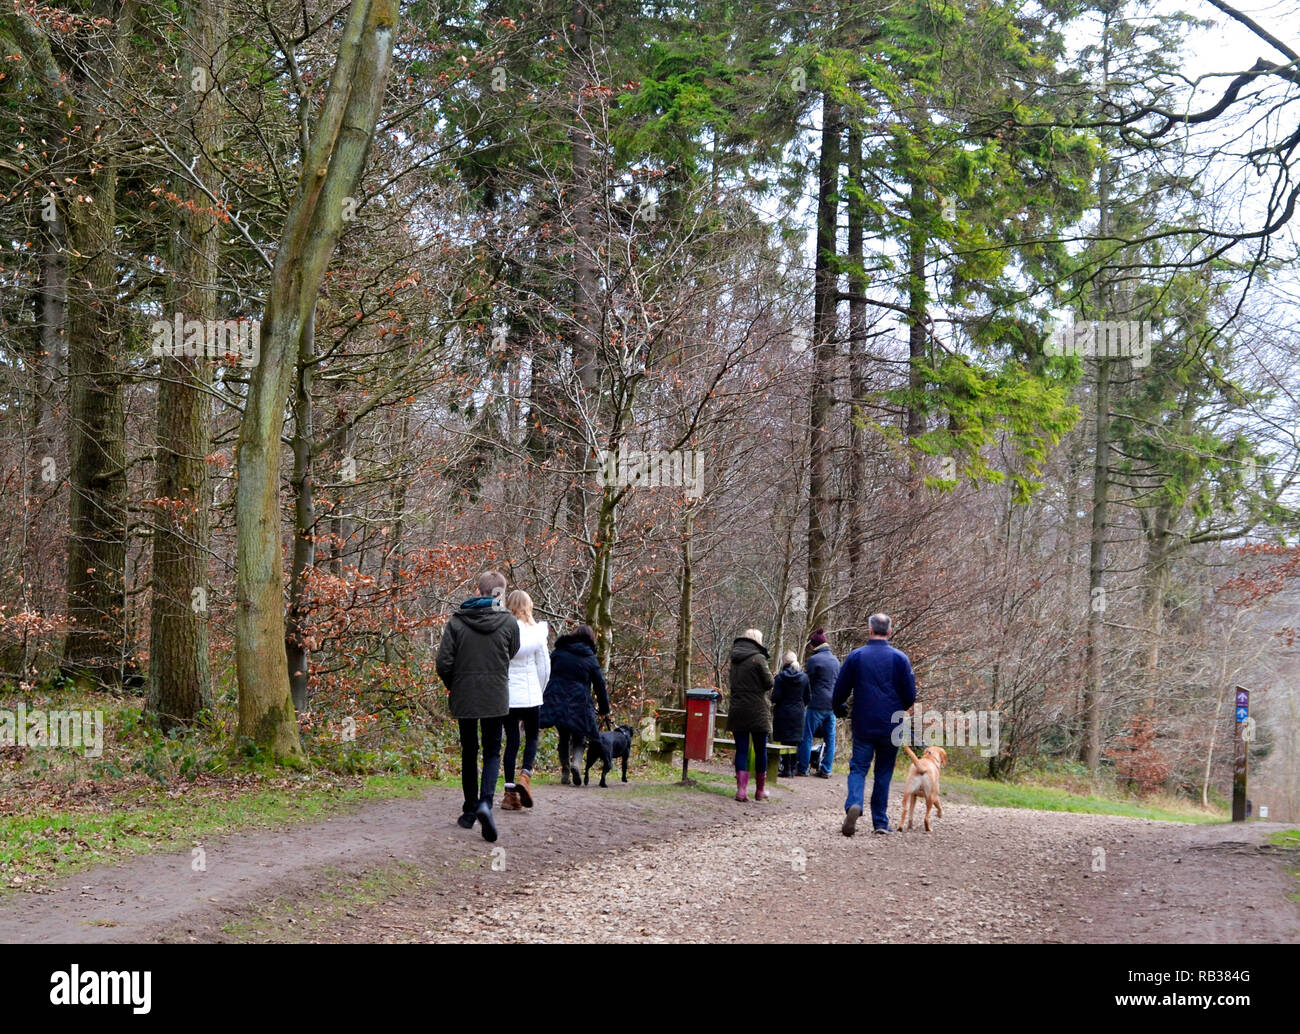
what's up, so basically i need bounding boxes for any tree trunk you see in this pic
[234,0,397,762]
[1081,355,1110,774]
[773,491,800,665]
[63,2,128,691]
[807,92,840,634]
[905,171,928,449]
[286,311,316,712]
[21,188,67,639]
[843,124,867,644]
[672,506,694,698]
[569,2,599,398]
[148,0,223,729]
[1080,17,1115,775]
[583,482,617,671]
[566,1,599,532]
[32,198,65,492]
[1063,420,1085,733]
[1140,503,1172,712]
[329,407,356,577]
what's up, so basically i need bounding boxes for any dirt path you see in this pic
[2,767,1296,943]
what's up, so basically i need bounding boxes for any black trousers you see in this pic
[458,716,505,812]
[557,728,584,769]
[503,705,540,783]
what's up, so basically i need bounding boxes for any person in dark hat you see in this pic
[798,628,840,777]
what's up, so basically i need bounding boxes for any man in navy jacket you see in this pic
[831,613,916,835]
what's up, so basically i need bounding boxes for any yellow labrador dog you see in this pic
[898,745,947,832]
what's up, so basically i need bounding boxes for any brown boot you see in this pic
[501,788,522,811]
[515,770,534,808]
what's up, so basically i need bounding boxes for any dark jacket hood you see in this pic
[554,632,596,656]
[730,636,768,664]
[437,599,519,721]
[539,632,608,738]
[726,636,773,735]
[454,601,516,635]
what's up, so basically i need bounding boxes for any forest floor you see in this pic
[1,762,1296,944]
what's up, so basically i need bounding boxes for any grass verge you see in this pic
[1266,828,1300,903]
[943,774,1226,824]
[1,773,445,891]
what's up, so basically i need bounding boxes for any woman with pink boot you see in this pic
[726,627,773,802]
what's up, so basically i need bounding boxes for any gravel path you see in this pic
[3,763,1296,943]
[423,774,1300,944]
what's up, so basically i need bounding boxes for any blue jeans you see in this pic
[798,709,836,774]
[845,737,899,830]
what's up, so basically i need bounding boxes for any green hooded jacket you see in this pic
[726,635,773,735]
[436,598,520,719]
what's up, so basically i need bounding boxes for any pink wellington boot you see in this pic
[735,770,749,802]
[755,771,770,801]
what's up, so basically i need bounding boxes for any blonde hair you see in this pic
[743,627,764,646]
[782,650,799,669]
[507,590,535,624]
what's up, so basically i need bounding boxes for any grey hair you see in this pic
[782,650,799,669]
[742,627,764,646]
[868,613,891,636]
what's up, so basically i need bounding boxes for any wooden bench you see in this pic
[650,707,798,784]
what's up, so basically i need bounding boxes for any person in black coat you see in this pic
[771,651,811,777]
[727,628,773,802]
[539,624,609,786]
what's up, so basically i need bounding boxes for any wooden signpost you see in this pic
[1232,686,1249,822]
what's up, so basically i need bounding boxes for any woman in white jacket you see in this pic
[502,590,549,810]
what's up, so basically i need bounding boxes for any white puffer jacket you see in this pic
[508,620,550,709]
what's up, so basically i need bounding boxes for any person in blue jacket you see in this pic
[799,628,840,776]
[831,612,916,836]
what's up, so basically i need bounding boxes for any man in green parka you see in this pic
[436,570,520,841]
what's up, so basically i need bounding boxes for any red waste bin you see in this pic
[685,688,723,761]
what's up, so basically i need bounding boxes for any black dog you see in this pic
[583,724,635,787]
